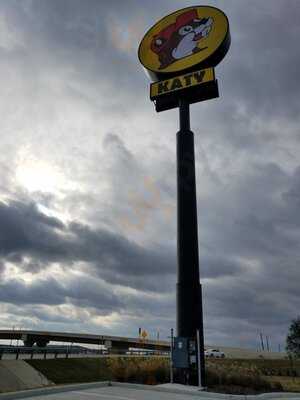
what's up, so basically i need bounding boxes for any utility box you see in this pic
[172,336,198,369]
[189,339,197,367]
[173,337,189,368]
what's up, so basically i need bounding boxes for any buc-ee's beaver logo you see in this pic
[138,6,230,78]
[151,9,213,70]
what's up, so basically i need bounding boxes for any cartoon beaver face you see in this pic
[151,9,213,70]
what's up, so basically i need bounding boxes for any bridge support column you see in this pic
[23,337,35,347]
[36,339,49,347]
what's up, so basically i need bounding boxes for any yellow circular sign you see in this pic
[138,6,230,81]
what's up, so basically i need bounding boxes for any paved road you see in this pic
[7,385,300,400]
[7,386,206,400]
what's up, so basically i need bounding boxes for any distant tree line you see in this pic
[286,316,300,358]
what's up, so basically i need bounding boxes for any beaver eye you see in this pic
[155,38,163,46]
[179,25,193,35]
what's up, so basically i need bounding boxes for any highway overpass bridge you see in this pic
[0,330,286,359]
[0,330,170,351]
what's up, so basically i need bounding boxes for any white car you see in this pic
[205,348,225,358]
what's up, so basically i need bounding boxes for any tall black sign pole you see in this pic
[177,98,205,385]
[138,5,230,388]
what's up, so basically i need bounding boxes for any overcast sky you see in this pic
[0,0,299,351]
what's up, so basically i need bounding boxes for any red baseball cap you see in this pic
[151,9,198,54]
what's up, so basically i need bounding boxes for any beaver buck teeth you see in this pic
[172,17,213,61]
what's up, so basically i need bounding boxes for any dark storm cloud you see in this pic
[0,261,4,277]
[201,162,299,263]
[3,0,299,121]
[29,309,79,324]
[0,274,123,315]
[0,277,65,306]
[201,256,241,278]
[66,275,123,312]
[0,198,175,293]
[0,200,66,259]
[197,161,300,345]
[2,155,300,327]
[69,221,175,277]
[203,274,297,348]
[186,0,300,157]
[40,0,300,119]
[224,0,300,118]
[0,0,151,100]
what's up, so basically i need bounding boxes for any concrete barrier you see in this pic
[0,361,53,394]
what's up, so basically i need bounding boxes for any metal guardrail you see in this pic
[0,346,106,360]
[0,347,169,360]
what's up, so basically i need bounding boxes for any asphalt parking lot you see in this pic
[25,387,186,400]
[2,385,209,400]
[1,382,300,400]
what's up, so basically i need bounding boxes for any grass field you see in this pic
[27,357,169,385]
[205,358,300,394]
[264,376,300,392]
[207,358,300,377]
[27,356,300,394]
